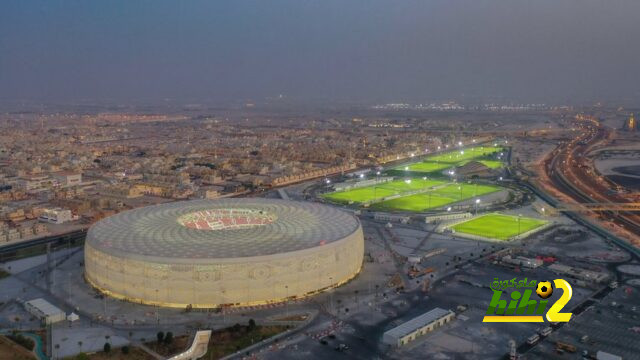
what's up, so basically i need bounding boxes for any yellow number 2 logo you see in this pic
[546,279,573,322]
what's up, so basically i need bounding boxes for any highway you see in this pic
[540,115,640,248]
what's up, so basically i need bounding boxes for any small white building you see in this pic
[383,308,455,347]
[39,208,73,224]
[24,298,66,325]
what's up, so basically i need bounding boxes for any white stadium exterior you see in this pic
[84,198,364,308]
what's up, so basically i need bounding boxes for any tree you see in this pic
[103,342,111,353]
[75,353,89,360]
[164,332,173,345]
[157,331,164,343]
[248,319,256,330]
[122,345,130,354]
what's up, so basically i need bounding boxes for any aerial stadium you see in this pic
[84,198,364,308]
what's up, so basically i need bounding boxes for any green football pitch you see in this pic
[395,146,504,174]
[321,178,446,204]
[451,213,547,240]
[371,183,501,212]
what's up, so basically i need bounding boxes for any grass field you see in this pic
[372,182,501,212]
[451,213,547,240]
[395,146,504,174]
[322,178,446,204]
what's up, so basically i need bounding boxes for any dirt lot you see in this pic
[0,336,36,360]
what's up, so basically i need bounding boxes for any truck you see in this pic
[555,341,577,353]
[527,334,540,345]
[539,327,552,337]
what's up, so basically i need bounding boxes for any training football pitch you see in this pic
[323,179,502,212]
[451,213,548,240]
[321,178,445,204]
[372,183,501,212]
[395,146,504,174]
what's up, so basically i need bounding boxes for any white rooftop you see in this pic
[384,308,453,339]
[25,298,65,317]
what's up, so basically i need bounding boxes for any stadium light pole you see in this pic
[475,199,481,215]
[518,214,522,236]
[155,289,159,325]
[328,276,333,314]
[375,171,381,200]
[285,285,289,317]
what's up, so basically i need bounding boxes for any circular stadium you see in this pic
[84,198,364,308]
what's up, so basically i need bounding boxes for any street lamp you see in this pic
[475,199,481,215]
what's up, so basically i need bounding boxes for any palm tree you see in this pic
[78,340,83,353]
[354,290,359,310]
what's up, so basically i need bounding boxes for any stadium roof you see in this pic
[86,198,360,261]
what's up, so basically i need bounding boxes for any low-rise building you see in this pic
[24,298,66,325]
[374,212,410,224]
[39,208,73,224]
[52,171,82,187]
[501,255,543,269]
[382,308,455,347]
[425,212,471,224]
[532,201,558,217]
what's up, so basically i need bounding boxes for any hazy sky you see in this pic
[1,0,639,105]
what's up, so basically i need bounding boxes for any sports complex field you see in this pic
[395,146,504,174]
[322,178,444,203]
[322,179,502,212]
[371,183,500,212]
[450,213,548,240]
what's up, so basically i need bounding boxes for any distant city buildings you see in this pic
[623,113,636,131]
